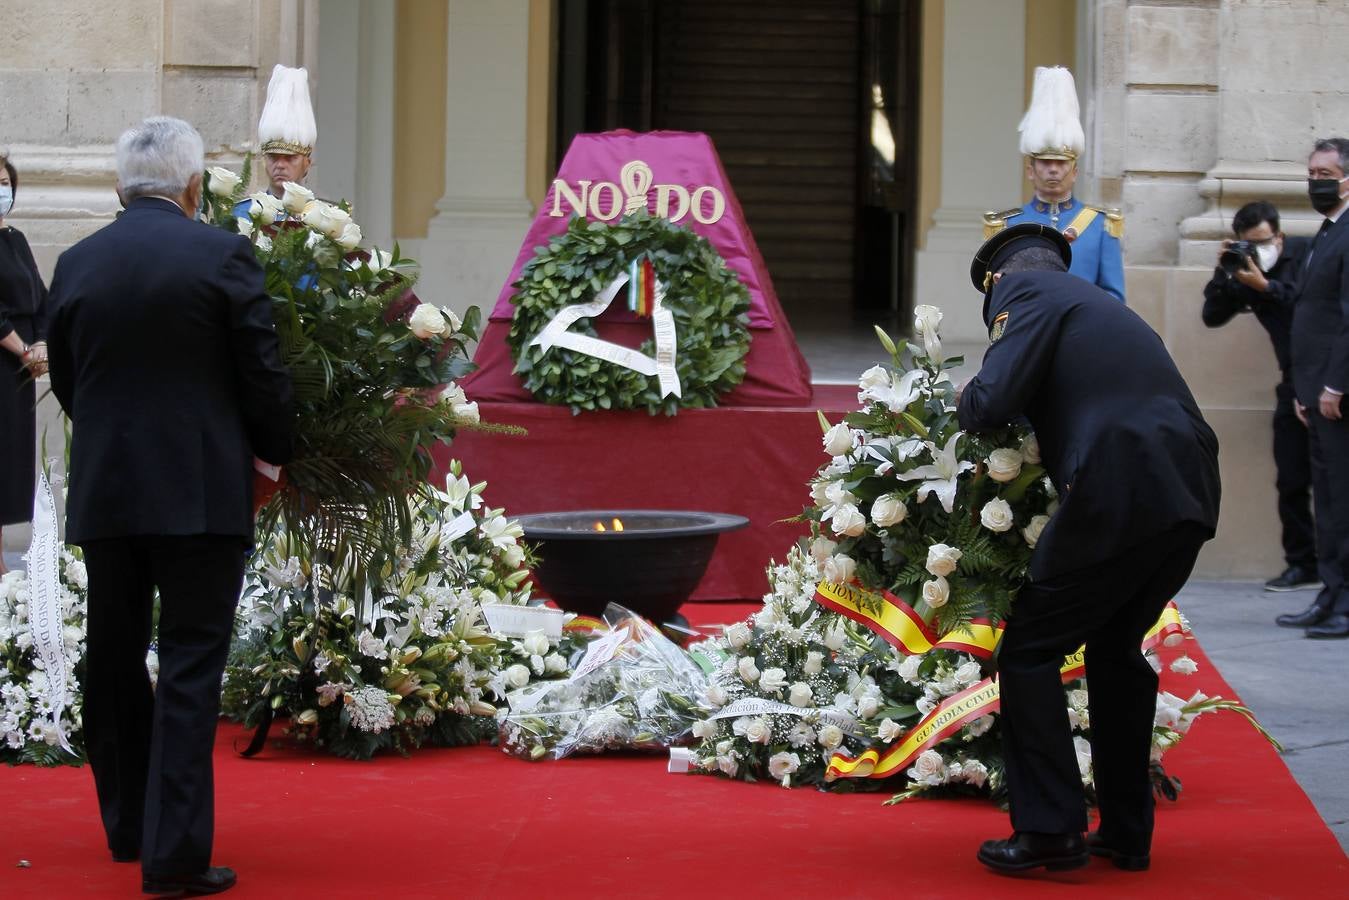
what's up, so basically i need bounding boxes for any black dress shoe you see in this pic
[1276,600,1332,629]
[1264,565,1322,592]
[1086,831,1150,871]
[142,866,237,897]
[977,832,1089,873]
[1306,612,1349,639]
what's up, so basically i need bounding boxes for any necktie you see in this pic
[1306,218,1333,268]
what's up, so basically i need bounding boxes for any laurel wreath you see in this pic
[506,214,752,415]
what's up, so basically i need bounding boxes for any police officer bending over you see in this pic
[958,224,1221,876]
[1202,201,1318,593]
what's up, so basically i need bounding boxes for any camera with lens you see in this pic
[1220,240,1258,277]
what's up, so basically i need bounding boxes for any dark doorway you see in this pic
[555,0,921,323]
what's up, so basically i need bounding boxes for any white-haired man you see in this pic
[46,116,293,896]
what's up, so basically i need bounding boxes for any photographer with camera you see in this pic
[1203,200,1317,593]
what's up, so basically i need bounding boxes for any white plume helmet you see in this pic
[258,64,316,156]
[1018,66,1084,161]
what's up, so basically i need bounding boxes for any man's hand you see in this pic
[1233,254,1269,292]
[1319,388,1343,421]
[1295,399,1309,427]
[954,377,970,407]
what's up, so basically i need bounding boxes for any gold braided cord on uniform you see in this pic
[261,139,313,156]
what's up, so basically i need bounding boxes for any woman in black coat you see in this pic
[0,156,49,573]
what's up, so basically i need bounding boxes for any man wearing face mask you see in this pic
[1281,138,1349,639]
[1202,201,1317,594]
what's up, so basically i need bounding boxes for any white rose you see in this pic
[824,482,856,509]
[521,630,549,657]
[913,304,943,337]
[1170,656,1199,675]
[247,191,285,222]
[302,202,352,241]
[724,622,752,649]
[504,543,526,568]
[789,682,814,708]
[986,448,1024,483]
[922,575,950,609]
[925,543,962,577]
[810,481,830,507]
[1022,514,1050,548]
[822,553,856,586]
[897,655,922,682]
[704,684,728,707]
[829,504,866,538]
[803,651,825,675]
[966,714,995,737]
[911,749,947,783]
[858,364,890,391]
[337,221,363,251]
[768,751,801,781]
[870,494,908,528]
[817,724,844,750]
[206,166,241,197]
[823,423,854,457]
[809,535,837,565]
[822,622,847,651]
[959,759,990,788]
[737,657,760,684]
[856,694,880,720]
[504,664,531,689]
[1020,433,1041,464]
[954,660,983,686]
[1067,688,1090,709]
[979,498,1015,533]
[543,653,567,674]
[408,303,449,339]
[877,718,903,743]
[280,181,315,216]
[744,718,772,745]
[1074,735,1093,778]
[256,233,273,253]
[759,667,788,693]
[237,216,255,238]
[717,755,739,777]
[691,718,718,740]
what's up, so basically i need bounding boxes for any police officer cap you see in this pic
[969,223,1072,293]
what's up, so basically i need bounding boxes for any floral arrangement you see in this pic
[683,306,1267,801]
[0,550,89,765]
[201,165,492,583]
[221,461,557,760]
[506,213,752,415]
[499,604,708,761]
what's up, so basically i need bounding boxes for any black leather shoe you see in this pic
[1276,600,1332,629]
[1264,565,1321,592]
[142,866,236,896]
[1086,831,1150,871]
[977,832,1089,874]
[1306,612,1349,639]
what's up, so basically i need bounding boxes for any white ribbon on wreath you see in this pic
[528,270,682,399]
[26,472,75,754]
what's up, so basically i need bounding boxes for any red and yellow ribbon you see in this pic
[563,615,608,634]
[823,601,1185,782]
[814,580,1004,659]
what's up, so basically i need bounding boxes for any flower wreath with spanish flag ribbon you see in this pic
[506,212,752,415]
[680,306,1274,801]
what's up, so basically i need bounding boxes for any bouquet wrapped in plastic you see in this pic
[499,604,708,760]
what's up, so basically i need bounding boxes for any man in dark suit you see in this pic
[1280,138,1349,639]
[46,117,293,897]
[1202,201,1318,592]
[957,224,1221,875]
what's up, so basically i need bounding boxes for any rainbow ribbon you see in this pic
[627,257,656,317]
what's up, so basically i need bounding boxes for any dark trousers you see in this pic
[1273,381,1316,570]
[81,534,245,876]
[1306,405,1349,612]
[996,523,1208,852]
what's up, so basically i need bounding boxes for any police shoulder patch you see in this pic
[989,311,1009,343]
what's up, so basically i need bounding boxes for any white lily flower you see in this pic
[860,367,927,413]
[897,432,975,513]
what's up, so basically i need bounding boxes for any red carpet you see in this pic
[1,604,1344,899]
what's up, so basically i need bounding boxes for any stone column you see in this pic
[412,0,535,320]
[913,0,1026,344]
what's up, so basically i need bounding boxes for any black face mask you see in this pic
[1309,177,1346,214]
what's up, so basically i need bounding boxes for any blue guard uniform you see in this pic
[983,198,1125,302]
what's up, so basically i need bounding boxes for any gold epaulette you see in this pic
[982,207,1024,240]
[1084,204,1124,239]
